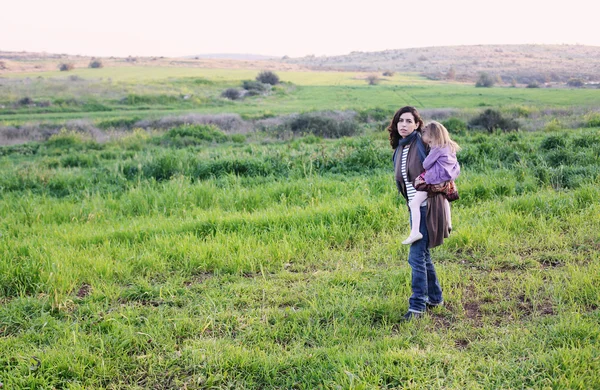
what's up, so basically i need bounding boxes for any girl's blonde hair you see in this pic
[423,121,461,153]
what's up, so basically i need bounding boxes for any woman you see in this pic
[389,106,450,321]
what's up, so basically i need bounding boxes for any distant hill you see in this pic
[0,51,305,74]
[185,53,279,61]
[282,44,600,84]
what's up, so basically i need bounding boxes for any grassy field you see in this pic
[0,64,599,388]
[1,121,599,388]
[2,67,599,127]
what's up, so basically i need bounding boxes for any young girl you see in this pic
[402,121,461,245]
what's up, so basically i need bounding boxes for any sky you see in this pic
[2,0,599,58]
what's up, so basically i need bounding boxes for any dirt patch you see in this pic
[183,272,213,287]
[517,294,555,317]
[463,301,482,324]
[455,338,470,349]
[76,283,91,298]
[430,312,454,329]
[462,285,483,325]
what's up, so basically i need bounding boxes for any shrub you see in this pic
[97,117,141,130]
[442,118,467,133]
[540,135,566,150]
[59,63,75,71]
[256,71,280,85]
[446,67,456,80]
[366,75,380,85]
[584,113,600,128]
[242,80,270,96]
[122,94,179,105]
[89,59,103,68]
[526,81,540,88]
[17,97,34,106]
[567,78,584,87]
[469,109,519,132]
[475,72,494,87]
[230,134,246,143]
[572,133,600,148]
[221,88,241,100]
[382,71,395,77]
[357,108,393,123]
[46,129,86,149]
[163,124,228,146]
[116,129,150,151]
[61,153,97,168]
[287,112,360,138]
[543,119,563,132]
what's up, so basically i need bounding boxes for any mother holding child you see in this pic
[389,106,461,321]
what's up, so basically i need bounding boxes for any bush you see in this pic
[17,97,34,106]
[469,109,519,132]
[540,135,566,151]
[61,153,97,168]
[222,88,241,100]
[572,133,600,148]
[526,81,540,88]
[357,108,393,123]
[256,71,280,85]
[475,72,495,87]
[46,129,87,149]
[584,113,600,128]
[366,75,380,85]
[59,63,75,71]
[230,134,246,143]
[287,112,360,138]
[122,94,179,105]
[242,80,271,96]
[442,118,467,133]
[446,67,456,80]
[163,124,228,146]
[567,78,584,87]
[97,117,141,130]
[382,71,395,77]
[89,59,103,68]
[543,119,562,132]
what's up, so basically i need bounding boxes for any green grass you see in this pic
[1,126,599,388]
[1,66,432,85]
[2,68,599,126]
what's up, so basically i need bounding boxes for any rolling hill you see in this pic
[282,44,600,84]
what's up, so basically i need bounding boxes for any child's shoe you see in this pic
[402,232,423,245]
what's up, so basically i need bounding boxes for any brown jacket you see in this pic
[394,137,450,248]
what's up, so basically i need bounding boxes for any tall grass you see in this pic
[0,126,599,388]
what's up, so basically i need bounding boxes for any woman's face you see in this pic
[397,112,418,138]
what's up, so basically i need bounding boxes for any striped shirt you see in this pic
[401,146,427,206]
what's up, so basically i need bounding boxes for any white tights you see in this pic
[402,192,452,245]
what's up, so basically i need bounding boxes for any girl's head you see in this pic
[421,121,461,153]
[387,106,423,149]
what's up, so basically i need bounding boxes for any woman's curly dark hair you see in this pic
[386,106,424,149]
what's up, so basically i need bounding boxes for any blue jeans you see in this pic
[407,206,443,313]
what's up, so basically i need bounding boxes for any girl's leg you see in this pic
[403,191,428,245]
[444,198,452,231]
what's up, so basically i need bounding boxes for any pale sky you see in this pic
[2,0,599,58]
